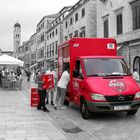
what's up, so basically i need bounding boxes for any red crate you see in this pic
[41,74,53,82]
[31,88,40,107]
[41,74,54,90]
[31,100,39,107]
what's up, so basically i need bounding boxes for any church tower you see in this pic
[13,23,21,55]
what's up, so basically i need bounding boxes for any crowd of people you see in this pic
[0,66,23,89]
[34,64,70,112]
[0,64,70,112]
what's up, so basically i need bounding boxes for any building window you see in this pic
[75,13,78,22]
[103,19,109,38]
[47,46,49,57]
[74,30,78,37]
[69,33,73,38]
[81,8,85,17]
[132,5,140,30]
[80,26,85,37]
[64,36,68,41]
[41,34,44,42]
[55,41,58,54]
[130,0,140,30]
[56,29,57,35]
[65,21,68,29]
[47,35,49,40]
[52,43,54,56]
[116,13,123,34]
[39,49,44,59]
[52,31,54,37]
[70,17,73,25]
[49,44,51,57]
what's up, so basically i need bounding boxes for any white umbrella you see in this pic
[0,54,24,67]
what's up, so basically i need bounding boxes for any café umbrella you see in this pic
[0,54,24,67]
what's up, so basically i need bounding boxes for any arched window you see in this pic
[133,56,140,75]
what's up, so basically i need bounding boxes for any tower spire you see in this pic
[13,22,21,57]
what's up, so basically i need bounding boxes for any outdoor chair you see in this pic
[1,78,11,89]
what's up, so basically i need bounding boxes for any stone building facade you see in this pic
[23,41,31,68]
[15,0,97,69]
[45,6,72,68]
[45,0,97,68]
[62,0,96,41]
[17,45,24,62]
[97,0,140,74]
[36,14,58,68]
[30,33,37,66]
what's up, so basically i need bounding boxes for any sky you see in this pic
[0,0,78,51]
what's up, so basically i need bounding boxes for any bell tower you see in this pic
[13,22,21,56]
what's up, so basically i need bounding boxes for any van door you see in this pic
[73,59,85,105]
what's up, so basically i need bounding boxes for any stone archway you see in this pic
[133,56,140,75]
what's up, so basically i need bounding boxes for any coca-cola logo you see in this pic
[109,80,126,92]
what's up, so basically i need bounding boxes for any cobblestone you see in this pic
[0,78,67,140]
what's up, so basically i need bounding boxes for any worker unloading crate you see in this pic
[35,68,51,112]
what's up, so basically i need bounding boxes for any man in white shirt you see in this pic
[45,65,56,105]
[54,68,70,110]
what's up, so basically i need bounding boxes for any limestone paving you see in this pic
[0,79,67,140]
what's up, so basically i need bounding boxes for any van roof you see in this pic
[79,56,123,59]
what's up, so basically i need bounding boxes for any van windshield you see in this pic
[83,58,131,77]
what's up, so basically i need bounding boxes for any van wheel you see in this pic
[80,100,90,119]
[127,109,138,115]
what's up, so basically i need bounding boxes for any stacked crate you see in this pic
[31,88,40,107]
[31,74,54,107]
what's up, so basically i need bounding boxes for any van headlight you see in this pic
[134,92,140,99]
[91,93,106,101]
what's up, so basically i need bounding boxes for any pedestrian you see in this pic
[18,74,23,90]
[26,69,31,82]
[54,66,70,110]
[0,69,2,87]
[133,68,139,83]
[45,65,57,105]
[36,68,49,112]
[16,67,22,76]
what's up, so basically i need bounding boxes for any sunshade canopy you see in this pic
[0,54,24,67]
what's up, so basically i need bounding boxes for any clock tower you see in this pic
[13,22,21,56]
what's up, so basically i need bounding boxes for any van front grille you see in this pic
[105,95,134,103]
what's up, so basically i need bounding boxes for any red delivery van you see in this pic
[58,38,140,119]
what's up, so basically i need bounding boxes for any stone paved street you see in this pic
[1,77,140,140]
[0,77,67,140]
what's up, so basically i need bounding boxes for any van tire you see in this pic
[127,109,138,115]
[80,99,90,119]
